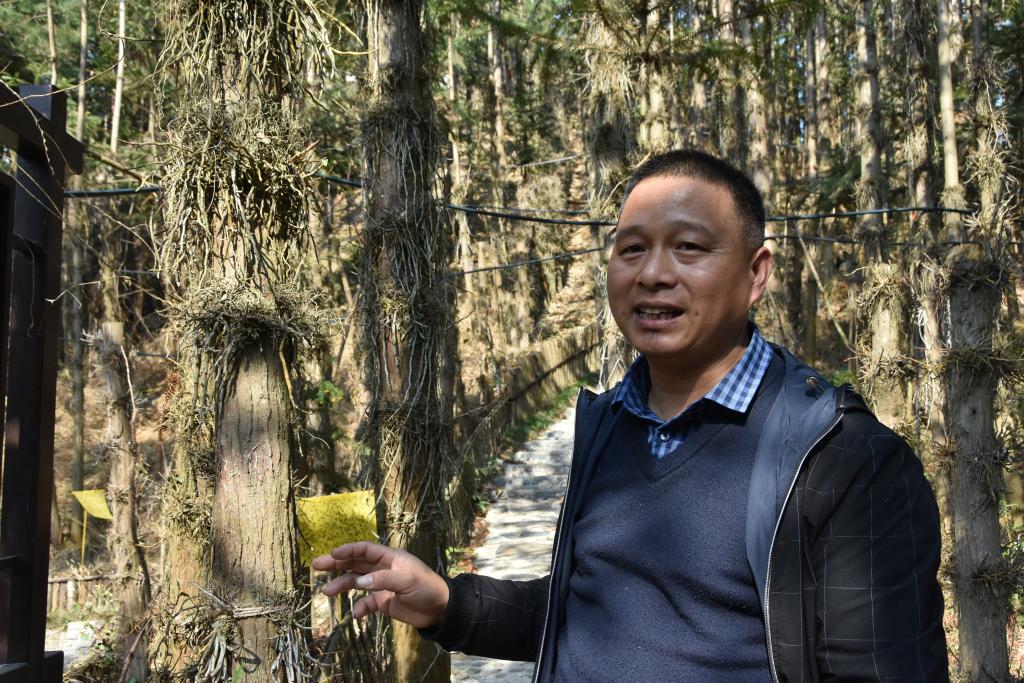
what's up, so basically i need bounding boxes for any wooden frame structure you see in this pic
[0,84,83,683]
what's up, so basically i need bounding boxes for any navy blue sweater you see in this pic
[552,356,783,681]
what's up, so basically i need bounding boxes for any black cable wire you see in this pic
[64,185,161,198]
[765,205,973,222]
[451,246,604,277]
[446,203,613,227]
[456,203,587,216]
[319,174,362,188]
[65,180,980,231]
[766,234,858,245]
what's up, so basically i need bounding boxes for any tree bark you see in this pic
[637,9,670,153]
[814,12,834,183]
[852,0,907,437]
[361,0,457,679]
[944,2,1012,676]
[157,366,212,672]
[583,15,633,388]
[904,0,937,236]
[66,217,87,546]
[944,248,1009,682]
[862,263,911,429]
[854,0,886,256]
[740,9,770,206]
[937,0,965,237]
[98,321,150,677]
[211,340,302,679]
[715,0,745,164]
[920,0,965,542]
[488,0,508,178]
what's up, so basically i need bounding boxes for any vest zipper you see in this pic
[532,431,577,683]
[762,409,844,683]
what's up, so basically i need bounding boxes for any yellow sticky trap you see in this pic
[297,490,377,565]
[71,489,113,520]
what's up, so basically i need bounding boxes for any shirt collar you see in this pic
[611,325,773,422]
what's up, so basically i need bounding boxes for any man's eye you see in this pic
[621,244,644,254]
[677,242,702,251]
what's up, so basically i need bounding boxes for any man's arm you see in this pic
[806,422,948,681]
[313,542,549,662]
[420,572,549,661]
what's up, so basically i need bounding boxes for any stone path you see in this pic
[45,620,101,672]
[450,408,575,682]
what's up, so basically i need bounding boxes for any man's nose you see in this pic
[637,248,677,288]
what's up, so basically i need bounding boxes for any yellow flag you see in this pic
[72,489,113,520]
[297,490,377,565]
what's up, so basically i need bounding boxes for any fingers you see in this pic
[332,541,395,564]
[320,568,414,598]
[355,568,418,595]
[352,592,390,620]
[312,541,395,573]
[321,572,359,597]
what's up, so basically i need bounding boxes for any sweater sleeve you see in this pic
[808,421,949,681]
[419,572,550,662]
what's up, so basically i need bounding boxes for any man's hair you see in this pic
[620,149,766,249]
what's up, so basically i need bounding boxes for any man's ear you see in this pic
[748,246,773,307]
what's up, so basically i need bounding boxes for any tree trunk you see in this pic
[904,0,937,237]
[110,0,126,155]
[852,0,905,429]
[937,0,965,237]
[46,0,58,84]
[211,340,302,679]
[488,0,508,178]
[854,0,886,255]
[944,2,1012,676]
[805,23,819,188]
[814,11,833,183]
[944,248,1009,682]
[862,263,911,430]
[782,221,803,350]
[801,23,820,364]
[67,214,86,546]
[740,10,770,205]
[920,0,965,543]
[715,0,745,163]
[637,9,670,154]
[67,2,89,542]
[98,321,150,679]
[584,16,632,388]
[686,1,709,151]
[361,0,457,679]
[156,369,212,672]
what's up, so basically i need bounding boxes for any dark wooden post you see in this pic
[0,84,83,683]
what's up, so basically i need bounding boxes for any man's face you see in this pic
[606,175,772,368]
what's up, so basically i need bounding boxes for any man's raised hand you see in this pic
[311,541,449,630]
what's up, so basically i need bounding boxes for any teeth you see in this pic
[637,308,681,320]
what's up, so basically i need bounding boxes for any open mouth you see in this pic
[636,306,683,321]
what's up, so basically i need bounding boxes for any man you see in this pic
[313,150,948,681]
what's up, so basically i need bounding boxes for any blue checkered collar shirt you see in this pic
[611,325,774,459]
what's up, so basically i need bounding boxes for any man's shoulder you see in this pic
[764,341,914,460]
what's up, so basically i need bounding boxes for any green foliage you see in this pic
[314,379,346,407]
[502,373,596,447]
[824,368,856,388]
[472,494,490,515]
